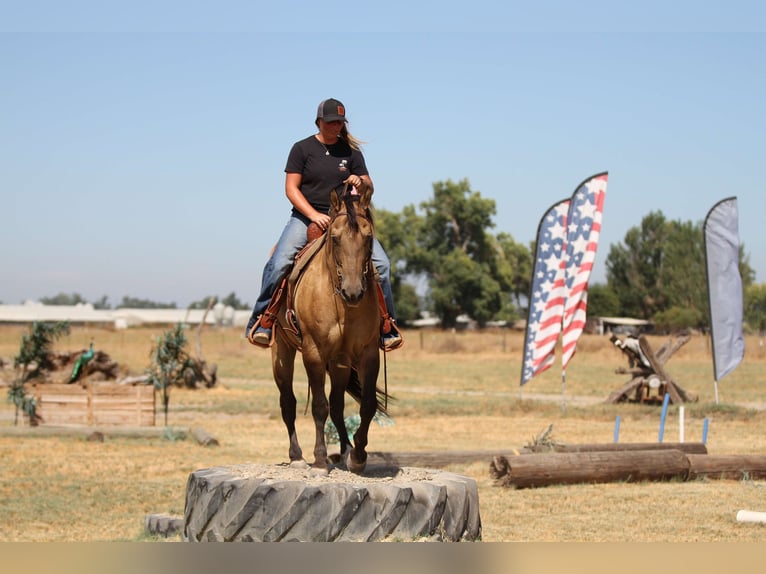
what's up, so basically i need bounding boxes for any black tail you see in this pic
[345,368,392,415]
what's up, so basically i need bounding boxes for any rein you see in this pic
[325,202,374,298]
[325,187,388,407]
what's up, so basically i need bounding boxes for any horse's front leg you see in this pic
[327,361,353,459]
[347,347,381,474]
[271,335,304,467]
[302,351,330,474]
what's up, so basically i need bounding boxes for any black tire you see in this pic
[183,463,482,542]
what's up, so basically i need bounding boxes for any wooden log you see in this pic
[687,454,766,480]
[525,442,707,455]
[366,443,706,468]
[0,425,184,439]
[191,426,219,447]
[490,449,691,489]
[606,378,644,404]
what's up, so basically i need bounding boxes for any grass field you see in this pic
[1,325,766,542]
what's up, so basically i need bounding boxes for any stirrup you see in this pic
[380,320,404,352]
[247,316,273,348]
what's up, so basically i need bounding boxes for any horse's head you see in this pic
[327,185,374,306]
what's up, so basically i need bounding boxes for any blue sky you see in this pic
[2,3,765,307]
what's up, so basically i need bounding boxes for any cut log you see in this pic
[191,426,219,447]
[687,454,766,480]
[366,442,706,468]
[0,425,182,439]
[606,377,645,403]
[490,449,691,489]
[183,463,482,542]
[523,442,707,455]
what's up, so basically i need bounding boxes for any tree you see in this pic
[496,232,533,315]
[146,324,195,426]
[586,283,621,318]
[374,205,423,325]
[117,296,177,309]
[744,283,766,333]
[92,295,111,309]
[9,321,71,425]
[187,293,250,311]
[405,179,510,327]
[39,292,87,306]
[660,219,707,327]
[606,210,754,329]
[605,211,669,319]
[220,292,250,310]
[188,295,219,310]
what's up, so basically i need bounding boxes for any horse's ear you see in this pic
[330,188,341,215]
[358,187,373,211]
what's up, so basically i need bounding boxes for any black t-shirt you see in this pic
[284,135,369,215]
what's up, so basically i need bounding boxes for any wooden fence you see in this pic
[31,383,155,426]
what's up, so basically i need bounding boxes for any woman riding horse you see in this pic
[271,186,388,474]
[245,98,402,351]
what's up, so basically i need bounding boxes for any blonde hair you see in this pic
[340,124,366,151]
[315,118,366,151]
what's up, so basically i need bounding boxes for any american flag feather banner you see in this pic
[561,172,608,369]
[520,198,571,386]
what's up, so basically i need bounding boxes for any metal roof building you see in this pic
[0,301,250,328]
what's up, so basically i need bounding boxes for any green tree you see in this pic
[117,296,177,309]
[585,283,621,317]
[374,204,423,325]
[39,292,87,305]
[744,283,766,333]
[220,292,250,310]
[146,324,194,426]
[9,321,71,425]
[496,232,533,314]
[406,179,510,327]
[605,211,669,319]
[188,295,219,310]
[92,295,111,309]
[187,293,249,310]
[606,210,754,329]
[661,219,707,327]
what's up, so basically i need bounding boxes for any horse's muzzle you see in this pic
[340,285,366,306]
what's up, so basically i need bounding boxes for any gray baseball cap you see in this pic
[316,98,346,122]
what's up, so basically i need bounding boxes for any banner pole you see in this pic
[561,369,567,414]
[714,379,720,405]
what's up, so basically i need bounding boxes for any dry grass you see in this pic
[1,325,766,542]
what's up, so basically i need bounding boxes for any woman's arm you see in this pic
[285,172,332,230]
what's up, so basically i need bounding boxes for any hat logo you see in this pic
[337,105,345,116]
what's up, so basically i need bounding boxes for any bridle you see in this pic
[326,189,374,299]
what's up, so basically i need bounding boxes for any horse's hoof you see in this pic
[289,460,309,469]
[344,450,367,475]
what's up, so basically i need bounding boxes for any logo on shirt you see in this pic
[338,159,348,173]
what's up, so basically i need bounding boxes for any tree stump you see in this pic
[183,463,482,542]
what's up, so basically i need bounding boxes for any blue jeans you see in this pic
[246,213,396,333]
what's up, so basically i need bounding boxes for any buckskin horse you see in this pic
[271,185,388,474]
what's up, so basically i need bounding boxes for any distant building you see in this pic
[587,316,653,336]
[0,301,250,328]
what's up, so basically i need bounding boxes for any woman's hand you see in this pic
[344,175,366,190]
[311,212,332,230]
